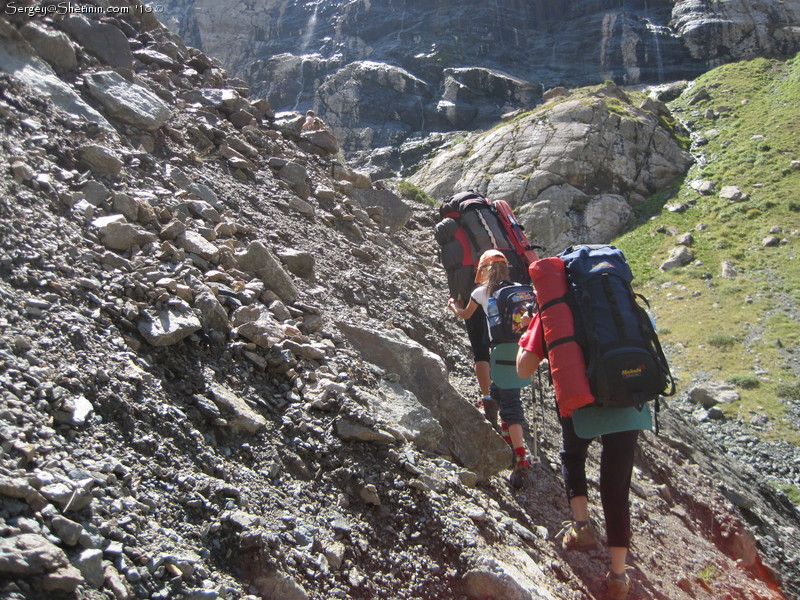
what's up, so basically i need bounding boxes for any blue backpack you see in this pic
[560,245,675,409]
[488,281,536,344]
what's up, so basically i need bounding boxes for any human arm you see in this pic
[516,314,544,378]
[448,297,478,320]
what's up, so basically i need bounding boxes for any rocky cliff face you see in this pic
[411,82,694,256]
[157,0,800,173]
[1,3,799,600]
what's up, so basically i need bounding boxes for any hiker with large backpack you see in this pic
[448,249,535,489]
[516,245,675,600]
[436,190,539,427]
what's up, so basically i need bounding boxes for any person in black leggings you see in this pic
[559,413,639,550]
[517,314,637,599]
[464,306,497,423]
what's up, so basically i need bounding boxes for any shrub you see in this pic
[727,374,760,389]
[708,334,737,349]
[396,180,436,206]
[776,382,800,402]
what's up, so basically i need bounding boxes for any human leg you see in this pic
[466,311,497,425]
[493,385,529,488]
[599,429,639,598]
[558,414,592,499]
[474,360,491,397]
[558,414,597,549]
[599,429,639,550]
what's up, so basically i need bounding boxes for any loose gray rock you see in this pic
[61,16,133,69]
[80,144,124,178]
[660,245,695,271]
[137,302,202,346]
[19,23,77,72]
[85,71,172,131]
[688,382,741,408]
[235,241,299,304]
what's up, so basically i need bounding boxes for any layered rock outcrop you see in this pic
[410,83,693,255]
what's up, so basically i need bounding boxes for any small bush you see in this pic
[776,382,800,402]
[396,180,436,206]
[708,334,737,349]
[727,374,760,389]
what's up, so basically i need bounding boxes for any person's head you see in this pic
[306,110,315,117]
[475,249,509,292]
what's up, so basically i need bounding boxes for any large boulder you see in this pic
[84,70,172,131]
[411,89,692,255]
[336,323,511,481]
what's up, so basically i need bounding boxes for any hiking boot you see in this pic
[559,520,597,551]
[478,395,499,428]
[605,570,631,599]
[509,459,531,489]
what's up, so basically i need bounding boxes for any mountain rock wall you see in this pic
[157,0,800,171]
[410,82,693,255]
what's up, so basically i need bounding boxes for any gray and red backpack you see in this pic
[434,190,539,304]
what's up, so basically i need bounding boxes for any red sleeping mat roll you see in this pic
[529,257,595,417]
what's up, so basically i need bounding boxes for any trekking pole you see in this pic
[530,369,540,463]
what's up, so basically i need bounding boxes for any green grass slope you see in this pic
[617,53,800,446]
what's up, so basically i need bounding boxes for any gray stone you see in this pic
[0,475,47,510]
[82,181,110,206]
[235,241,299,303]
[336,323,510,481]
[233,308,283,349]
[137,301,202,346]
[207,383,267,434]
[80,144,124,178]
[276,249,315,278]
[250,570,309,600]
[690,179,716,195]
[301,130,340,155]
[721,260,738,278]
[288,196,315,218]
[52,394,94,426]
[19,23,77,71]
[349,188,413,233]
[0,20,115,134]
[113,193,140,222]
[177,231,220,262]
[85,71,172,131]
[335,419,397,444]
[51,516,84,547]
[279,161,309,186]
[660,246,695,271]
[194,288,229,333]
[39,480,93,512]
[0,533,69,575]
[688,382,741,408]
[361,380,443,451]
[462,555,555,600]
[183,88,248,114]
[719,185,745,202]
[61,16,133,69]
[93,215,156,251]
[73,548,104,588]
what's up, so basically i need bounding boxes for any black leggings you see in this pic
[465,306,490,362]
[559,414,639,548]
